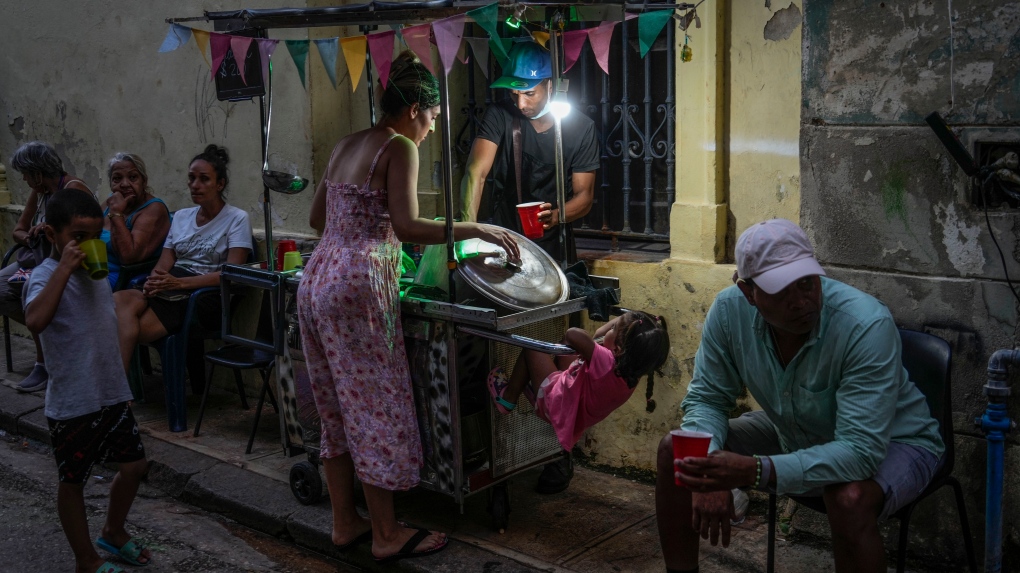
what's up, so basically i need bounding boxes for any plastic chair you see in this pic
[195,292,279,454]
[2,244,24,373]
[130,237,259,432]
[765,328,978,573]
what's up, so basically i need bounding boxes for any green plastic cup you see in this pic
[78,239,109,281]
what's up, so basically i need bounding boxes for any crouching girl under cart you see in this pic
[487,311,670,457]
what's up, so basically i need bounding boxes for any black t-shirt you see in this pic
[476,101,600,260]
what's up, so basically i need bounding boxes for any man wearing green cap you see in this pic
[461,40,601,494]
[461,40,600,265]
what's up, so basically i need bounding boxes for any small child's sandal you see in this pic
[487,367,516,414]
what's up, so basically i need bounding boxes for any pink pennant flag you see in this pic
[229,36,254,85]
[402,22,435,75]
[626,12,639,20]
[562,30,588,74]
[433,14,466,76]
[367,30,396,89]
[256,39,279,87]
[587,21,618,75]
[210,33,231,80]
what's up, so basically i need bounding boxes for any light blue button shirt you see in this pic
[680,277,944,496]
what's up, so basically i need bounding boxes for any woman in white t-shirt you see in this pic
[114,145,252,375]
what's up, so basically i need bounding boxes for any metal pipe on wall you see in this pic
[979,348,1019,573]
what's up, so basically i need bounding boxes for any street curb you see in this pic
[141,435,545,572]
[0,389,43,436]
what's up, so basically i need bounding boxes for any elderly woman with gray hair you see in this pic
[102,152,171,289]
[5,141,94,392]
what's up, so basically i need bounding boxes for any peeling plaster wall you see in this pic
[803,0,1020,565]
[0,1,313,235]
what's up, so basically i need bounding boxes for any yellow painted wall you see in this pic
[581,2,802,471]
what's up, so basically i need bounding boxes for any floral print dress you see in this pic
[297,133,421,490]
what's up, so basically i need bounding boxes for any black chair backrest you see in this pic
[897,328,953,473]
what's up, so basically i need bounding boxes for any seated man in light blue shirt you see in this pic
[654,219,944,573]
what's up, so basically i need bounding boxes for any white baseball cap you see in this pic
[735,219,825,294]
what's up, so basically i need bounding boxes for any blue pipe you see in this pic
[978,348,1020,573]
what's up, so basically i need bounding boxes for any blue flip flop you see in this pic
[95,562,125,573]
[96,537,150,567]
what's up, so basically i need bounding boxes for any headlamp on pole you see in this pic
[550,79,571,120]
[505,4,526,29]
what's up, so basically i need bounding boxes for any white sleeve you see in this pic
[226,208,253,251]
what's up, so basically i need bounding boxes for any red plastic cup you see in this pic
[516,202,545,240]
[671,430,712,487]
[276,239,298,270]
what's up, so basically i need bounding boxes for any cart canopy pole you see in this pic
[438,68,457,303]
[549,13,568,269]
[260,29,276,271]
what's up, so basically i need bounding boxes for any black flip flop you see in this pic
[373,528,449,564]
[334,529,372,552]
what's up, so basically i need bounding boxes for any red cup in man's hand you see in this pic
[516,202,545,239]
[671,430,712,487]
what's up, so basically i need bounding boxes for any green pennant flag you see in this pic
[638,10,673,58]
[467,3,507,62]
[285,39,310,88]
[488,37,513,66]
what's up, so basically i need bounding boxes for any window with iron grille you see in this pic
[455,17,676,256]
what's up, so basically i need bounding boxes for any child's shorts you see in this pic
[47,402,146,485]
[533,375,556,424]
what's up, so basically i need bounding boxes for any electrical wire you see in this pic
[981,173,1020,304]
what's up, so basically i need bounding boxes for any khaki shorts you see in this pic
[726,410,942,521]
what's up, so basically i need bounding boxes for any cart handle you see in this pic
[457,326,577,355]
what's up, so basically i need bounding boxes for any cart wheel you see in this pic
[488,483,511,533]
[290,461,322,505]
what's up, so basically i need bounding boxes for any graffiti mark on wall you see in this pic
[934,202,985,277]
[194,66,230,144]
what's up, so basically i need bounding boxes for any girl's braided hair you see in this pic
[613,311,670,413]
[379,50,440,117]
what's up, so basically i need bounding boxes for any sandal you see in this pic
[96,537,150,566]
[373,528,448,564]
[486,367,516,414]
[95,562,125,573]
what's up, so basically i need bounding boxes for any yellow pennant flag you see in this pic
[532,31,550,48]
[192,29,211,68]
[340,36,367,92]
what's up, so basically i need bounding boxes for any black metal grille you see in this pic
[455,18,676,251]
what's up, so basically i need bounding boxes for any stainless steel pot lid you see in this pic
[456,230,568,310]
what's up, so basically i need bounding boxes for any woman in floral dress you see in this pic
[297,52,519,564]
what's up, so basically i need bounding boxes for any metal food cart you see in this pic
[177,1,632,529]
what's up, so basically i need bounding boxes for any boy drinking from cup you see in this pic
[24,189,151,573]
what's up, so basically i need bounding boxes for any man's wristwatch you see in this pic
[108,212,124,220]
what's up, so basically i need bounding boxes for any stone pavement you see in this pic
[0,330,960,572]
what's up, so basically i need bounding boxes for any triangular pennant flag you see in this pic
[256,39,279,87]
[489,37,513,66]
[401,23,435,75]
[465,38,490,79]
[587,21,617,75]
[367,30,396,89]
[433,14,466,76]
[466,3,506,62]
[638,10,673,57]
[210,33,231,80]
[626,12,640,21]
[230,36,254,85]
[159,24,192,53]
[389,24,404,45]
[192,30,211,68]
[340,36,367,92]
[285,39,310,88]
[313,38,339,88]
[532,31,550,48]
[562,30,588,74]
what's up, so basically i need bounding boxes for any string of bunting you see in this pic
[158,3,689,91]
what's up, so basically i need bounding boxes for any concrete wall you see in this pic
[799,0,1020,564]
[0,1,313,233]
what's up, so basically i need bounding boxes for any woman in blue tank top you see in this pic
[101,153,171,289]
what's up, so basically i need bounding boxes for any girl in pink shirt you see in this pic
[487,311,670,452]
